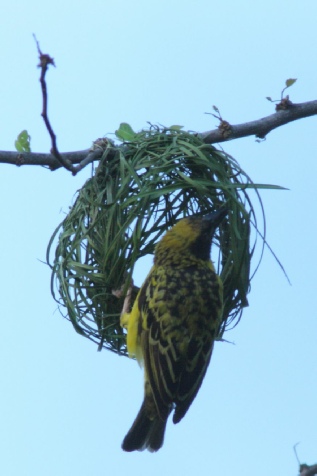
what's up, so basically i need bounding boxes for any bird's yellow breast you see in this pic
[122,260,223,363]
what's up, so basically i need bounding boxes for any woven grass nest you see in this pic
[47,124,273,355]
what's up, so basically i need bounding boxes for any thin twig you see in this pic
[34,35,77,174]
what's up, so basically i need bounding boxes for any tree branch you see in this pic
[300,463,317,476]
[2,99,317,172]
[199,99,317,143]
[0,147,116,170]
[3,45,317,172]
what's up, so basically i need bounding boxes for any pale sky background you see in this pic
[0,1,316,475]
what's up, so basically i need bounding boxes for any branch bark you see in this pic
[1,99,317,172]
[199,99,317,143]
[300,463,317,476]
[0,148,105,170]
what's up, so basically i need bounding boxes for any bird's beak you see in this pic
[202,207,228,228]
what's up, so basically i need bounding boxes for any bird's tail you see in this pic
[122,400,167,452]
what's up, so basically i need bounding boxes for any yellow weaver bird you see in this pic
[120,208,227,452]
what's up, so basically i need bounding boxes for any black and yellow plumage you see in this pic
[120,208,227,452]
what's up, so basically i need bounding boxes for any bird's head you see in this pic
[155,207,227,265]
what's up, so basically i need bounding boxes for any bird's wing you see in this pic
[139,265,221,423]
[138,266,180,421]
[172,333,214,423]
[173,271,222,422]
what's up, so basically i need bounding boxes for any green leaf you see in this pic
[15,130,31,152]
[169,125,184,131]
[285,78,297,88]
[115,123,137,142]
[266,96,273,102]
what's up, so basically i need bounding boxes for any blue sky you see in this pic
[1,1,316,475]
